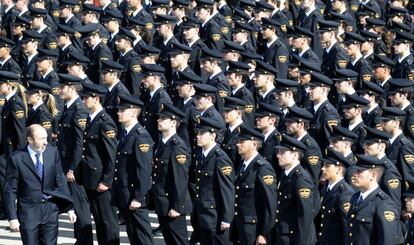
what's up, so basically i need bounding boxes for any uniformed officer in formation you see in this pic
[3,0,414,244]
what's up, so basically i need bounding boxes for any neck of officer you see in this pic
[241,149,258,162]
[400,99,411,110]
[124,118,138,129]
[162,128,176,140]
[202,140,216,152]
[390,128,403,137]
[262,124,275,135]
[349,114,363,125]
[360,180,379,193]
[90,103,103,114]
[294,128,306,139]
[327,172,344,185]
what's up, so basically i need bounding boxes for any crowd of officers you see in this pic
[3,0,414,244]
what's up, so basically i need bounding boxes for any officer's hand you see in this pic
[220,222,230,230]
[256,235,267,245]
[96,182,109,192]
[67,210,77,223]
[403,210,412,220]
[66,171,75,182]
[129,199,142,210]
[168,209,180,218]
[9,219,19,232]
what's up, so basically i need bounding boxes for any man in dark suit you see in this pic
[404,190,414,244]
[191,117,235,244]
[231,126,277,245]
[153,103,192,245]
[0,37,22,74]
[112,95,154,244]
[20,30,43,84]
[392,31,414,80]
[274,135,320,245]
[79,83,119,245]
[57,74,93,245]
[4,124,77,243]
[195,0,223,52]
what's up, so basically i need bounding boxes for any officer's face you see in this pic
[59,85,71,100]
[170,54,185,68]
[157,117,173,131]
[321,163,338,182]
[82,13,94,24]
[261,27,273,40]
[373,66,387,80]
[183,27,198,42]
[226,73,238,87]
[22,40,36,54]
[223,109,238,124]
[361,93,373,104]
[28,127,48,152]
[196,131,214,147]
[405,197,414,213]
[0,47,8,59]
[331,0,342,11]
[176,84,191,98]
[381,119,397,134]
[200,60,213,73]
[393,42,407,55]
[288,67,300,80]
[232,32,246,43]
[276,149,295,168]
[117,108,136,123]
[31,16,43,29]
[301,0,313,9]
[115,38,127,51]
[308,86,323,101]
[253,74,267,89]
[26,92,40,105]
[363,142,380,156]
[236,140,254,156]
[67,64,82,76]
[344,43,358,56]
[13,25,25,37]
[361,41,373,53]
[104,20,118,33]
[196,8,209,22]
[0,82,11,95]
[388,92,404,107]
[275,91,289,106]
[195,96,209,110]
[292,37,303,50]
[36,59,50,73]
[285,121,300,136]
[343,107,357,120]
[319,31,332,43]
[172,7,185,18]
[353,169,372,189]
[329,139,348,153]
[82,96,96,109]
[60,7,71,18]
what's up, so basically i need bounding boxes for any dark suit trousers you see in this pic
[0,155,7,217]
[20,201,59,245]
[119,207,153,245]
[86,189,120,245]
[191,208,231,245]
[158,215,189,245]
[68,182,93,245]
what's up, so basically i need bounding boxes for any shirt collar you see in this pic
[264,128,275,141]
[125,121,138,135]
[328,177,344,190]
[229,120,243,132]
[162,133,176,144]
[242,152,259,170]
[32,101,43,111]
[390,131,402,144]
[360,185,379,200]
[201,14,214,27]
[89,106,103,122]
[313,99,327,113]
[108,81,119,92]
[6,91,16,101]
[325,41,337,53]
[0,56,11,65]
[284,162,300,176]
[188,37,199,47]
[65,95,79,108]
[203,143,217,157]
[348,119,363,131]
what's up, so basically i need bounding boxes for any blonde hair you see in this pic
[10,82,28,116]
[42,92,60,118]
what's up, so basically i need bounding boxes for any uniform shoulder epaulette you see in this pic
[130,51,139,58]
[338,184,346,192]
[256,159,265,166]
[295,168,303,175]
[402,137,410,145]
[407,107,414,114]
[324,103,334,111]
[100,112,108,121]
[377,191,387,200]
[172,136,180,145]
[305,138,311,145]
[217,73,226,82]
[214,147,223,156]
[136,126,145,135]
[407,57,413,65]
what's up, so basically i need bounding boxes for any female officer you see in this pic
[25,81,59,142]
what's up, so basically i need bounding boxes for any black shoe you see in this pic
[152,226,162,236]
[0,212,6,220]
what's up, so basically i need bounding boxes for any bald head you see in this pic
[27,124,48,152]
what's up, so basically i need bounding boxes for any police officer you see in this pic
[255,102,283,174]
[20,30,43,84]
[404,189,414,244]
[346,154,403,245]
[231,125,277,245]
[113,95,154,244]
[285,106,323,186]
[140,63,173,146]
[307,72,341,150]
[65,50,94,85]
[57,73,93,245]
[362,127,402,211]
[387,79,414,142]
[25,81,54,142]
[226,61,255,128]
[192,117,235,244]
[55,24,81,73]
[195,0,223,51]
[392,31,414,80]
[254,60,279,106]
[318,148,355,245]
[221,97,246,170]
[0,37,22,74]
[378,107,414,192]
[153,103,192,245]
[79,83,120,245]
[100,60,130,128]
[358,80,384,128]
[274,134,320,245]
[274,78,300,132]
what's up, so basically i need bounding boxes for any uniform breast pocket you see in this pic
[201,170,214,178]
[355,215,372,224]
[86,134,99,142]
[240,183,255,192]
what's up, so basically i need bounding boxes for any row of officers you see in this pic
[3,64,414,245]
[3,0,414,91]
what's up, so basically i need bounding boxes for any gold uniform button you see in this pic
[114,177,117,180]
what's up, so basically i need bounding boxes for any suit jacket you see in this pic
[300,133,323,185]
[296,8,323,58]
[318,179,355,245]
[347,57,373,90]
[275,164,320,245]
[221,125,242,170]
[103,81,131,125]
[113,122,153,208]
[152,134,192,216]
[232,85,255,128]
[1,94,26,156]
[259,128,281,175]
[4,146,73,224]
[85,42,113,83]
[27,104,53,142]
[232,154,277,242]
[363,105,381,128]
[193,144,235,229]
[207,71,230,113]
[308,100,341,150]
[200,19,223,52]
[20,53,40,83]
[345,188,402,245]
[57,97,88,172]
[118,49,141,97]
[0,56,21,74]
[260,38,289,79]
[79,110,117,190]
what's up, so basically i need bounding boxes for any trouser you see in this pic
[68,182,93,245]
[158,214,189,245]
[119,207,153,245]
[86,189,120,245]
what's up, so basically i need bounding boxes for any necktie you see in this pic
[240,163,247,175]
[119,129,127,144]
[356,194,363,207]
[87,114,92,124]
[326,186,331,194]
[35,153,43,180]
